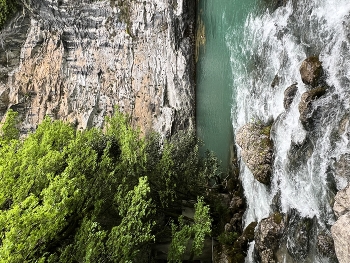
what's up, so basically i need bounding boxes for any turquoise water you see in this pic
[196,0,257,168]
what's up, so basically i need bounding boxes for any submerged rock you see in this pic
[299,56,324,87]
[317,233,336,259]
[271,74,280,88]
[236,122,274,184]
[286,212,313,261]
[283,83,298,110]
[298,86,327,130]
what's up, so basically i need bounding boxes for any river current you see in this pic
[197,0,350,262]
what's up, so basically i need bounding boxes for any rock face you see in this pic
[254,213,286,263]
[332,184,350,263]
[299,56,323,87]
[236,123,274,184]
[298,86,327,130]
[0,0,195,137]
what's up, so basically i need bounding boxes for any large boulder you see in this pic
[331,213,350,263]
[283,84,298,110]
[236,123,274,184]
[254,213,286,263]
[332,184,350,263]
[299,56,324,87]
[298,86,327,130]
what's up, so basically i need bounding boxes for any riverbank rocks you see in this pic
[236,122,274,184]
[254,212,286,263]
[299,56,324,87]
[284,84,298,110]
[332,184,350,263]
[298,86,327,130]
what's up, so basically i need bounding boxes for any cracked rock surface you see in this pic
[0,0,195,137]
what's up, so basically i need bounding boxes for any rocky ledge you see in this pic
[0,0,196,137]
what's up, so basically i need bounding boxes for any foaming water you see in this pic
[229,0,350,261]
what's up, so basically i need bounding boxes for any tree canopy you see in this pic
[0,109,218,262]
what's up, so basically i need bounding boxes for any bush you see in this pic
[0,0,19,29]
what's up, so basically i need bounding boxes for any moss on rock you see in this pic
[236,122,274,184]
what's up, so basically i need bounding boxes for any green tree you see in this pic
[0,109,217,262]
[0,109,19,142]
[168,197,212,262]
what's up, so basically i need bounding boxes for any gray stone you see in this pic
[236,123,274,184]
[255,213,286,263]
[299,56,323,87]
[331,213,350,263]
[298,86,327,130]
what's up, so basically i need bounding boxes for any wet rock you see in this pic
[230,222,257,263]
[317,233,336,258]
[271,74,280,88]
[255,213,286,263]
[287,138,314,170]
[229,196,244,213]
[236,122,274,184]
[264,0,289,11]
[299,56,324,87]
[283,84,298,110]
[298,86,327,130]
[286,212,313,261]
[331,213,350,263]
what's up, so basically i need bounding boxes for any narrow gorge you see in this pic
[1,0,350,262]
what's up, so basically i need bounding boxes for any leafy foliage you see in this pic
[0,109,218,262]
[0,0,19,29]
[168,197,211,262]
[0,109,19,142]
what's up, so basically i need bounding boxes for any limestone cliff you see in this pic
[0,0,196,137]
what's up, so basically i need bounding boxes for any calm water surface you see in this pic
[196,0,257,168]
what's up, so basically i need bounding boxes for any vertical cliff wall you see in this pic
[0,0,195,136]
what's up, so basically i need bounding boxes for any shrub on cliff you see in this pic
[0,0,19,29]
[0,109,216,262]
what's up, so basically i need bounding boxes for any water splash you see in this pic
[229,0,350,261]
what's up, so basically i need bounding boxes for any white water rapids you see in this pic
[228,0,350,261]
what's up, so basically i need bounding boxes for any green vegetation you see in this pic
[0,0,20,29]
[0,109,218,262]
[168,197,211,262]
